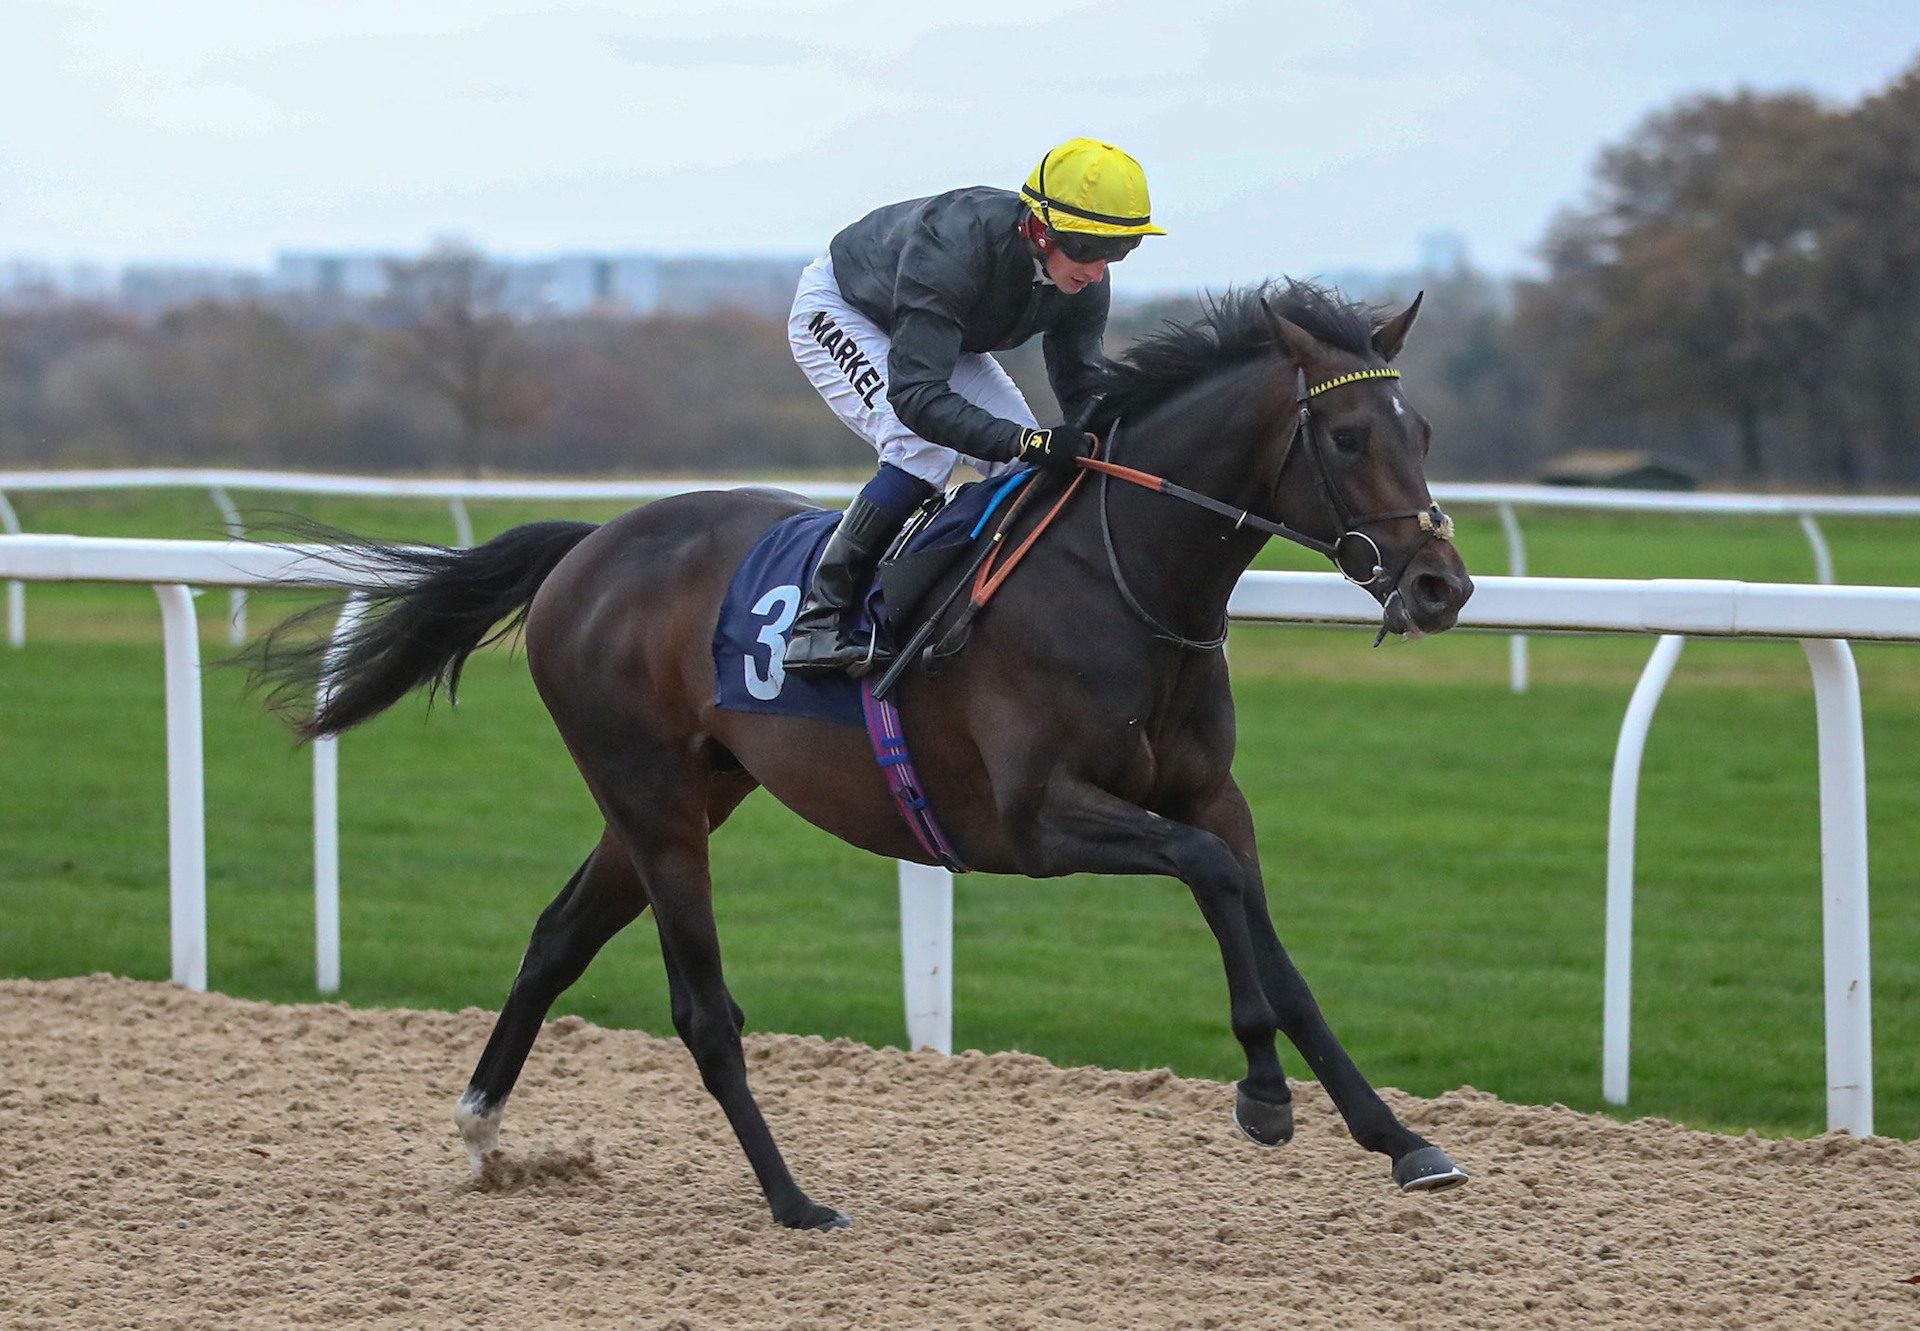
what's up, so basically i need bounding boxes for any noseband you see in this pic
[1080,364,1455,649]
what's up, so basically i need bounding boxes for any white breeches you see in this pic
[788,256,1034,488]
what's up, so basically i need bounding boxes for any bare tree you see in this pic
[383,240,545,476]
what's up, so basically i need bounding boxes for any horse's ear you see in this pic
[1261,298,1324,367]
[1371,291,1424,363]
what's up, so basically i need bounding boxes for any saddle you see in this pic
[869,469,1037,688]
[710,469,1040,726]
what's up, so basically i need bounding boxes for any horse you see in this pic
[254,279,1475,1230]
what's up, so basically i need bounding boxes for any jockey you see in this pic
[783,136,1165,675]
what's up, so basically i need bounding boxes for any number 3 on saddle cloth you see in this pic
[710,471,1035,873]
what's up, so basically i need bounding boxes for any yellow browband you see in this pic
[1306,368,1401,397]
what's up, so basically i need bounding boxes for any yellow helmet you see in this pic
[1020,137,1167,238]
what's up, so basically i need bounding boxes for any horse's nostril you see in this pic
[1408,571,1473,621]
[1414,572,1453,611]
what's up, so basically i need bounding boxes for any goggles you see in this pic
[1049,229,1142,264]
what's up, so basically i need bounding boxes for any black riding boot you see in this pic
[783,496,907,677]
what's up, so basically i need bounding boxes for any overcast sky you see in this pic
[3,0,1913,292]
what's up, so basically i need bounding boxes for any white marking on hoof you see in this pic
[454,1089,504,1178]
[1401,1166,1469,1193]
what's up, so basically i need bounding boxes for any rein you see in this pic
[1080,364,1457,649]
[1080,450,1339,558]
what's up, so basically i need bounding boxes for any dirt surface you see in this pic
[4,976,1917,1330]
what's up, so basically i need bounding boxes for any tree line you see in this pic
[3,56,1914,486]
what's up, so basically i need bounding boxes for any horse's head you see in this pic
[1261,293,1473,637]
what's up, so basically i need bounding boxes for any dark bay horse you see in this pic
[256,280,1474,1229]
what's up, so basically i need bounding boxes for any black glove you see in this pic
[1016,425,1094,474]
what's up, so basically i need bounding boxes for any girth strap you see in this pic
[861,678,968,872]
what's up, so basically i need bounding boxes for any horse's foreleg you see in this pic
[456,834,649,1174]
[1190,782,1468,1192]
[1022,780,1293,1126]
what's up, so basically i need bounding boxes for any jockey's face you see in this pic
[1044,247,1111,294]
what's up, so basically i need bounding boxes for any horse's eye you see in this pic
[1331,427,1366,454]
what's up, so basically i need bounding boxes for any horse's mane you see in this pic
[1092,279,1385,428]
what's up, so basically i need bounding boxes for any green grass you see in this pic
[4,490,1919,1141]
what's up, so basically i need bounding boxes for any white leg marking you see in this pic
[454,1088,504,1177]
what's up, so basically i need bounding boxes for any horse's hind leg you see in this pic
[455,833,649,1174]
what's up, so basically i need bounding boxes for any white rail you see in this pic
[9,467,1920,513]
[6,469,1918,682]
[0,468,869,500]
[0,470,864,649]
[1,533,1910,1135]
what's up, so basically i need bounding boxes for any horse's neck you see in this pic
[1107,363,1286,586]
[1124,358,1284,504]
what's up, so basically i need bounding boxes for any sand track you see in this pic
[3,976,1916,1329]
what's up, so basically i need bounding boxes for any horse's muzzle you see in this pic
[1387,545,1474,638]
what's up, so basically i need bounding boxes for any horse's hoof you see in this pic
[1232,1085,1295,1147]
[453,1091,503,1178]
[1393,1146,1469,1193]
[778,1202,853,1231]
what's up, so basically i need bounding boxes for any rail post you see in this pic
[1802,637,1873,1136]
[1602,633,1686,1104]
[208,487,248,647]
[312,594,367,994]
[154,583,208,992]
[1497,502,1528,693]
[898,861,953,1054]
[0,491,22,648]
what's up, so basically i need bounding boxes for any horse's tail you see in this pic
[251,519,599,742]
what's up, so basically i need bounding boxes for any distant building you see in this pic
[274,253,399,302]
[0,259,64,307]
[655,256,806,319]
[119,264,263,316]
[498,254,807,319]
[541,254,662,316]
[1418,229,1471,274]
[269,250,802,320]
[1537,449,1698,491]
[0,249,808,321]
[0,259,142,309]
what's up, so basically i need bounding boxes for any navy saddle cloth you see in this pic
[712,472,1031,726]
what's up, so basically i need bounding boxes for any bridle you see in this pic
[1080,362,1456,650]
